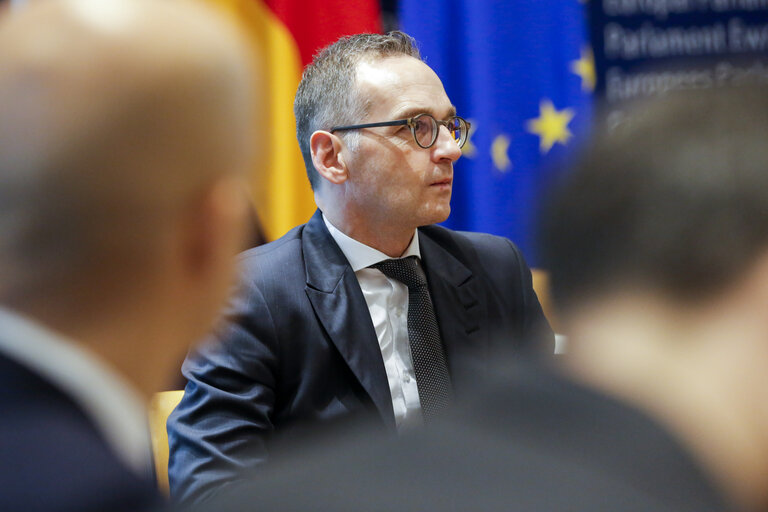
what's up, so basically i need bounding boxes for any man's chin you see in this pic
[419,206,451,227]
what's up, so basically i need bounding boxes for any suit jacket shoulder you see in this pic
[419,224,554,353]
[420,224,535,287]
[0,354,160,512]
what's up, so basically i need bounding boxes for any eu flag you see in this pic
[399,0,593,266]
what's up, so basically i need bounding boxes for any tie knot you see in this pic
[371,256,426,288]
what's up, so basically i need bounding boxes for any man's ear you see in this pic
[168,174,248,347]
[310,130,348,185]
[181,175,248,281]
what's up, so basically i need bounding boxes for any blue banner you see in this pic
[590,1,768,109]
[399,0,592,266]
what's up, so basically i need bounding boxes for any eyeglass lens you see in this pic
[412,115,467,149]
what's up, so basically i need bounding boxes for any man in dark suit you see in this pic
[191,85,768,512]
[168,31,554,503]
[0,1,259,510]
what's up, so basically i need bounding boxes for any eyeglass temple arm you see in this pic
[330,120,409,133]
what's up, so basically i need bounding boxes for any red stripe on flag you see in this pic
[263,0,381,67]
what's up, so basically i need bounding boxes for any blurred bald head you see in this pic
[0,0,261,393]
[0,0,257,306]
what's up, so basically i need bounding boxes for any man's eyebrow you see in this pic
[393,105,458,120]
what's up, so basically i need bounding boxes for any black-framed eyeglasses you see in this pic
[330,113,471,149]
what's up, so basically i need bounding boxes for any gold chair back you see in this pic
[147,390,184,495]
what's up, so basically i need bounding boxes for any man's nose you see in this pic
[431,125,463,162]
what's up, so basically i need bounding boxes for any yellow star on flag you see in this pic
[491,134,512,172]
[526,99,575,154]
[570,46,596,92]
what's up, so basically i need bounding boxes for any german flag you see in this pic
[202,0,381,242]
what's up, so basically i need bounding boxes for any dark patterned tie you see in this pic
[372,256,452,421]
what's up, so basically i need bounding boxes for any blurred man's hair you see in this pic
[539,85,768,311]
[294,31,421,189]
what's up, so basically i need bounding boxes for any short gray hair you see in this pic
[294,31,422,190]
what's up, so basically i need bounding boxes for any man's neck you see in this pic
[322,210,415,258]
[9,296,178,400]
[562,295,768,512]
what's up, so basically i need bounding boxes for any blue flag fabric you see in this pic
[399,1,593,266]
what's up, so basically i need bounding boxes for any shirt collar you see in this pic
[323,213,421,271]
[0,306,151,477]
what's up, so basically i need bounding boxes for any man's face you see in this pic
[341,55,462,231]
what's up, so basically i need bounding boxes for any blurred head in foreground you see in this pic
[0,0,259,509]
[540,85,768,511]
[0,0,259,397]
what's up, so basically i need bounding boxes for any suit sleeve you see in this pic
[167,276,279,505]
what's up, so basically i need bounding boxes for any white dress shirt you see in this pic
[0,307,152,477]
[323,214,424,430]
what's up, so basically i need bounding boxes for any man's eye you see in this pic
[414,119,430,133]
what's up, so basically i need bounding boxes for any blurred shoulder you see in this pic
[0,358,159,512]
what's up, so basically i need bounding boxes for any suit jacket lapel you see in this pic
[302,211,395,429]
[419,229,487,389]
